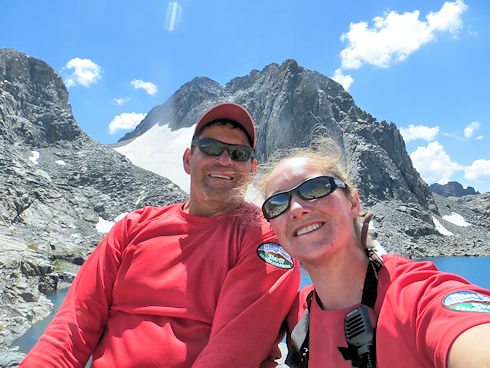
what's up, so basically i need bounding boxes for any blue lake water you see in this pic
[15,256,490,354]
[300,256,490,289]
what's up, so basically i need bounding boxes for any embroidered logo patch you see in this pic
[257,243,294,269]
[442,291,490,313]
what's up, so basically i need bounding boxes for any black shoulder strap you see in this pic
[361,261,380,309]
[285,290,313,368]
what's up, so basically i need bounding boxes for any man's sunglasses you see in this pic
[193,137,254,162]
[262,176,347,220]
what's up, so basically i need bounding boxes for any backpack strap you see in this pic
[285,290,313,368]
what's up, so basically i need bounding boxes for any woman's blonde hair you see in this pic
[257,136,354,195]
[257,136,373,248]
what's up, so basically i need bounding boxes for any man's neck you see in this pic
[183,198,244,217]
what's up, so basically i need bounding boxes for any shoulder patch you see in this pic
[442,291,490,313]
[257,243,294,269]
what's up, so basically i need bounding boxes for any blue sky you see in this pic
[2,0,489,192]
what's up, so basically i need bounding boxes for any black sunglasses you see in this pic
[193,137,254,162]
[262,176,347,220]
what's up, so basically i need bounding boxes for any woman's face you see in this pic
[265,157,360,264]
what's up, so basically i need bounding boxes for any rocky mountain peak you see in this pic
[118,76,223,142]
[430,181,480,197]
[0,48,80,146]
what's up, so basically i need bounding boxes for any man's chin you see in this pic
[202,184,246,202]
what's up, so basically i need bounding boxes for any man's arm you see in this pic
[192,233,300,368]
[447,323,490,368]
[19,214,129,367]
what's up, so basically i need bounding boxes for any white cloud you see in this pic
[464,121,480,138]
[112,97,131,106]
[464,159,490,183]
[410,141,463,183]
[61,58,102,87]
[426,0,467,33]
[339,0,467,70]
[131,79,158,95]
[332,68,354,91]
[400,124,439,142]
[109,112,147,134]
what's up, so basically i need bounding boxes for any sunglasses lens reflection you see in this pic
[198,138,252,162]
[300,178,332,199]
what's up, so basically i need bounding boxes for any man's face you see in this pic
[183,124,257,215]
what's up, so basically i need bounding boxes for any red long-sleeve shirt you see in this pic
[21,202,300,367]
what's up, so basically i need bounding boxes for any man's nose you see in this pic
[215,149,233,166]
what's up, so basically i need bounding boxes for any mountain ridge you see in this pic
[430,181,480,197]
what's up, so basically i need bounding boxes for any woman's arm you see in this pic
[448,323,490,368]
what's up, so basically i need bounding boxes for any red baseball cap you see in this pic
[193,102,256,150]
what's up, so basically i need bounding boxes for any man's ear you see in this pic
[183,148,192,175]
[247,159,258,184]
[349,191,361,219]
[251,159,258,175]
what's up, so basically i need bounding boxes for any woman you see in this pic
[259,138,490,367]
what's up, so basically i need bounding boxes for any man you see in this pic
[20,102,300,367]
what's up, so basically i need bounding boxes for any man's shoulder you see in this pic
[126,202,183,224]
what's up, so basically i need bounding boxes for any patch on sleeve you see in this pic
[257,243,294,269]
[442,291,490,313]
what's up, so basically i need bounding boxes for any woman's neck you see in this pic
[305,246,369,310]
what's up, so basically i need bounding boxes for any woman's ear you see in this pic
[183,148,192,175]
[349,191,361,219]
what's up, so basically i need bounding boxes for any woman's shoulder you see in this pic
[381,253,439,276]
[379,253,481,306]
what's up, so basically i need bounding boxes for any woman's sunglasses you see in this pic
[262,176,347,220]
[193,137,254,162]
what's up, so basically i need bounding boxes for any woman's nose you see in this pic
[289,195,311,218]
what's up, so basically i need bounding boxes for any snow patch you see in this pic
[96,217,115,233]
[29,151,40,165]
[115,212,128,222]
[115,124,195,192]
[135,193,146,206]
[55,160,66,166]
[432,216,454,236]
[95,213,129,233]
[443,212,471,227]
